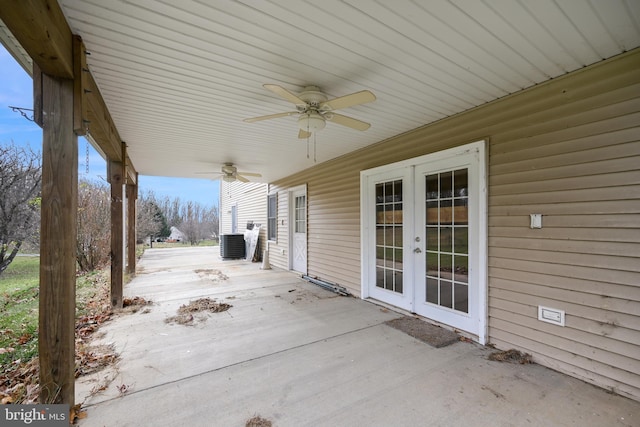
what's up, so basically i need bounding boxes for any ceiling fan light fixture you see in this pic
[298,112,325,132]
[222,175,235,182]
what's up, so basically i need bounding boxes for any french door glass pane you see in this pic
[375,179,403,294]
[424,169,469,313]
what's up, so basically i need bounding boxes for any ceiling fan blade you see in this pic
[235,174,249,183]
[263,84,307,106]
[244,111,297,123]
[320,90,376,111]
[327,113,371,131]
[237,172,262,177]
[298,129,312,139]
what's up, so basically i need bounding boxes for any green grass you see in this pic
[0,257,112,370]
[0,256,40,366]
[75,269,110,317]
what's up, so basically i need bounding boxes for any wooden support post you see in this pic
[38,72,77,405]
[126,178,138,275]
[110,160,124,308]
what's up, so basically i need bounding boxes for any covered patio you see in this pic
[1,0,638,410]
[76,247,639,426]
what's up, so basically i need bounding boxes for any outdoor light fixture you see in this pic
[298,111,326,132]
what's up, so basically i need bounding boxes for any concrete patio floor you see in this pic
[76,246,639,427]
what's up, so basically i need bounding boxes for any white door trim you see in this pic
[289,184,307,273]
[360,141,487,344]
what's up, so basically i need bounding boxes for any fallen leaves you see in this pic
[76,312,112,341]
[71,404,88,423]
[179,298,232,314]
[488,349,533,364]
[0,266,152,405]
[0,357,39,404]
[246,415,273,427]
[115,383,130,396]
[165,298,232,325]
[195,269,229,283]
[122,296,153,313]
[75,344,119,378]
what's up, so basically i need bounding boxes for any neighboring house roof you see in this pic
[168,226,184,241]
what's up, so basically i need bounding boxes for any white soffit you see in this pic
[40,0,640,182]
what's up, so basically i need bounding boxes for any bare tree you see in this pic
[157,195,182,229]
[179,201,200,245]
[137,191,168,243]
[134,191,218,246]
[0,143,42,275]
[179,201,219,245]
[76,178,111,271]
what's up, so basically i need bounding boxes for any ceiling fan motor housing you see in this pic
[298,86,328,106]
[222,163,236,174]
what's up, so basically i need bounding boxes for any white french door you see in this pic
[362,142,486,341]
[366,168,413,311]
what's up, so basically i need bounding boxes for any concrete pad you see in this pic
[77,247,640,426]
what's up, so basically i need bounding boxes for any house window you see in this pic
[267,194,277,241]
[231,204,238,233]
[295,195,306,233]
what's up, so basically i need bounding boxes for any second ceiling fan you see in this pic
[244,84,376,139]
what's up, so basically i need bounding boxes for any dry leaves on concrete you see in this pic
[121,296,153,314]
[195,269,229,283]
[165,298,232,326]
[75,343,119,378]
[488,349,533,364]
[76,312,112,341]
[246,415,273,427]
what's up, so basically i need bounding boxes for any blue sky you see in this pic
[0,45,220,209]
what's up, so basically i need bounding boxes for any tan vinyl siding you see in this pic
[268,50,640,400]
[487,72,640,399]
[220,181,268,256]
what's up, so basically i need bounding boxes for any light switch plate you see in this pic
[530,213,542,229]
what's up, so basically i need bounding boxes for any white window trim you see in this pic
[267,192,278,242]
[288,184,307,272]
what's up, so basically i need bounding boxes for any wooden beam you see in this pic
[73,35,88,135]
[39,72,77,405]
[1,1,128,165]
[126,177,138,275]
[110,160,124,308]
[33,62,43,126]
[85,71,123,161]
[125,153,137,185]
[0,0,74,78]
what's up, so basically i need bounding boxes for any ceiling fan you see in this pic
[244,84,376,138]
[198,163,262,183]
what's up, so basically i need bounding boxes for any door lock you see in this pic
[415,236,421,242]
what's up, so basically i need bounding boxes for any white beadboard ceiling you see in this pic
[27,1,640,181]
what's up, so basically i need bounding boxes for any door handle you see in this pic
[414,247,422,253]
